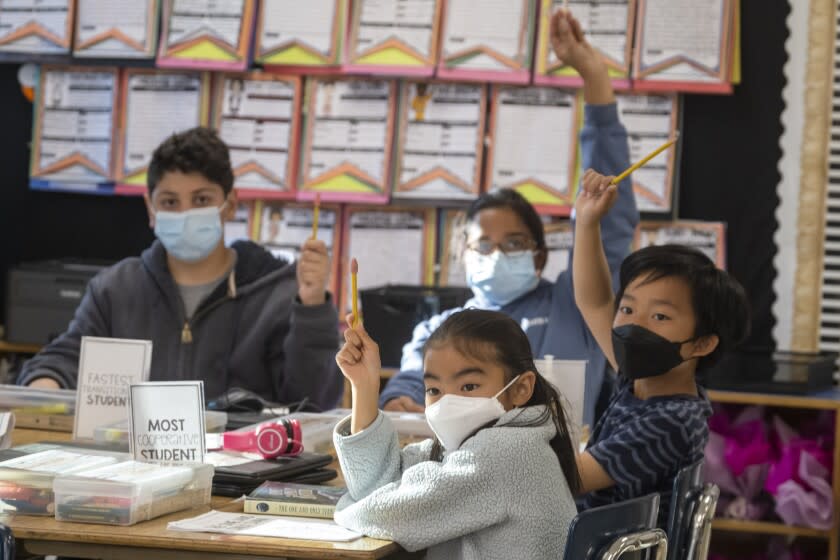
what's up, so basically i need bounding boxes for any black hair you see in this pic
[466,189,546,251]
[422,309,581,494]
[617,244,751,371]
[147,127,234,195]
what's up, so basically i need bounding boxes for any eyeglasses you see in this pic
[465,235,537,256]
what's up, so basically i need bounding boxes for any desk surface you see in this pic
[5,426,402,560]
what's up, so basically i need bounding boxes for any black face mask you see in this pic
[611,324,695,379]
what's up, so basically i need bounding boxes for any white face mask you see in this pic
[425,374,521,451]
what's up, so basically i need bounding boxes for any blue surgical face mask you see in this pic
[465,250,539,307]
[154,202,226,263]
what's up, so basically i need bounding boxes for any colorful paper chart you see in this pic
[393,81,487,202]
[29,66,120,193]
[339,206,437,314]
[485,86,581,216]
[212,73,302,200]
[632,0,736,93]
[345,0,442,77]
[157,0,256,71]
[251,200,343,297]
[534,0,635,90]
[634,221,727,269]
[0,0,75,57]
[437,0,537,84]
[114,69,211,193]
[254,0,347,73]
[615,92,680,215]
[298,79,398,204]
[73,0,160,59]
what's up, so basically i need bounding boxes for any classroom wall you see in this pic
[0,0,788,350]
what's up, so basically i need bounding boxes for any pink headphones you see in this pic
[221,419,303,459]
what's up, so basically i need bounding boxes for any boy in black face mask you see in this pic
[571,169,750,526]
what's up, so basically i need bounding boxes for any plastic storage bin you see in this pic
[54,461,213,525]
[0,449,125,515]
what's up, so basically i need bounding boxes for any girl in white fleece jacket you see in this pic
[333,309,581,560]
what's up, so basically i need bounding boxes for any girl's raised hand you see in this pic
[336,314,382,393]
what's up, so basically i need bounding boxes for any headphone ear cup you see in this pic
[285,418,303,455]
[255,424,288,459]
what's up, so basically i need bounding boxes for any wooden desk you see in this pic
[4,425,408,559]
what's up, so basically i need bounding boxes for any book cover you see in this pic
[244,481,346,519]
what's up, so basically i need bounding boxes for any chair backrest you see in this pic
[564,493,661,560]
[0,523,14,560]
[602,529,668,560]
[666,459,704,560]
[684,484,720,560]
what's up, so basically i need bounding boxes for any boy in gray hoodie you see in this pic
[19,127,342,409]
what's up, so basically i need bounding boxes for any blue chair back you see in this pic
[0,523,14,560]
[666,460,704,560]
[564,493,661,560]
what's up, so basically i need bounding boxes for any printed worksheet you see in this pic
[487,86,578,214]
[342,208,434,311]
[215,74,300,193]
[74,0,159,58]
[536,0,633,84]
[159,0,254,69]
[395,82,485,200]
[348,0,440,70]
[117,71,208,186]
[300,80,396,202]
[439,0,535,79]
[32,67,118,186]
[255,0,344,66]
[615,93,678,213]
[0,0,74,54]
[634,0,733,86]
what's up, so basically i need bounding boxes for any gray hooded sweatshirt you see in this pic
[17,240,343,409]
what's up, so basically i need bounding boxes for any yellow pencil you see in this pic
[351,258,359,327]
[311,194,321,240]
[611,134,679,185]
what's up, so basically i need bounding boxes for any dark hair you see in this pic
[422,309,581,494]
[466,189,546,251]
[147,127,234,195]
[617,245,751,371]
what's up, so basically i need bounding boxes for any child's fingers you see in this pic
[344,327,363,348]
[569,12,585,43]
[344,312,355,328]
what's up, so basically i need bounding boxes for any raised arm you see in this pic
[573,171,622,371]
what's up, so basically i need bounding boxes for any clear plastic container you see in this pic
[93,410,229,445]
[0,449,126,515]
[54,461,213,525]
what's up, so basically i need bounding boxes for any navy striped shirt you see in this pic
[581,377,712,526]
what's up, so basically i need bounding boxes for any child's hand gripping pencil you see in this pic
[336,259,381,433]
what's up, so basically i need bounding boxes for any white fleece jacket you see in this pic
[333,405,577,560]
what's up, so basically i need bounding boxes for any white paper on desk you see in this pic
[204,450,262,467]
[168,510,362,542]
[257,0,339,62]
[74,337,152,440]
[74,0,158,58]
